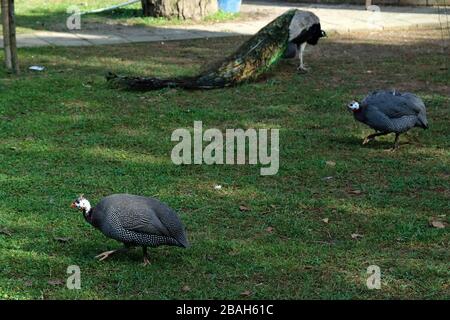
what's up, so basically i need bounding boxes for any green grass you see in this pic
[8,0,243,34]
[0,29,449,299]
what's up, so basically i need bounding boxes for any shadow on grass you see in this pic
[0,31,448,298]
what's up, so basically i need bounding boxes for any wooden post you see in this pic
[1,0,19,74]
[1,0,12,70]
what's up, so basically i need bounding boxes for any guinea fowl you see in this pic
[348,90,428,150]
[70,194,189,265]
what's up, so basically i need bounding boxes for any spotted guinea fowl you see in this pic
[70,194,189,265]
[347,90,428,150]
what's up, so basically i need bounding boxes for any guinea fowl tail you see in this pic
[176,234,190,248]
[417,114,429,129]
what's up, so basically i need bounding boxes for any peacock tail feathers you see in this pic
[107,10,298,91]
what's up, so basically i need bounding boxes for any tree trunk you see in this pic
[1,0,12,70]
[1,0,19,74]
[141,0,218,20]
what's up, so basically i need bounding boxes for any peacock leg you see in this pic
[142,246,150,266]
[362,132,389,145]
[297,43,308,72]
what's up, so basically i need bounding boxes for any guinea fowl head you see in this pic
[70,195,91,213]
[347,100,360,112]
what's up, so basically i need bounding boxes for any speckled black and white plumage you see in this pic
[85,194,189,249]
[355,90,428,132]
[350,90,428,149]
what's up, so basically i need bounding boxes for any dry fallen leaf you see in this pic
[181,285,191,292]
[266,227,274,233]
[348,189,363,195]
[351,233,364,240]
[47,279,63,286]
[429,219,445,229]
[240,290,252,297]
[54,237,71,243]
[326,161,336,167]
[322,218,329,224]
[239,205,251,212]
[228,250,239,256]
[24,280,33,287]
[0,228,12,236]
[322,176,334,181]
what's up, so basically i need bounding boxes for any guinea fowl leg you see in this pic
[362,132,389,145]
[391,133,400,151]
[142,246,150,266]
[95,246,129,261]
[297,43,308,73]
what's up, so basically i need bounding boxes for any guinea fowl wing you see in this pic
[362,106,395,133]
[111,195,189,248]
[121,208,170,236]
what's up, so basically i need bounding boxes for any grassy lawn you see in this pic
[8,0,246,34]
[0,28,449,299]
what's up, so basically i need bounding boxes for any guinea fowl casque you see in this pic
[70,194,189,265]
[348,90,428,150]
[107,9,326,90]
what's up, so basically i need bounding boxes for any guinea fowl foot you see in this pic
[384,144,400,152]
[362,137,373,145]
[387,133,401,152]
[95,250,117,261]
[143,256,151,266]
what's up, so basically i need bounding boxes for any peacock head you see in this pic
[347,100,360,112]
[70,194,91,213]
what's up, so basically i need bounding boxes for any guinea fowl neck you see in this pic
[82,207,93,224]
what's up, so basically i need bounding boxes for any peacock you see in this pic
[106,9,326,91]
